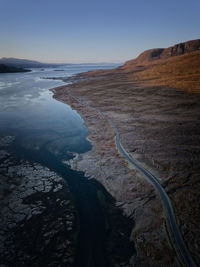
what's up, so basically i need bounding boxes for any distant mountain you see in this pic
[0,58,61,68]
[0,64,31,73]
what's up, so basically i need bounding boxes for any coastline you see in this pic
[52,73,200,266]
[51,82,176,266]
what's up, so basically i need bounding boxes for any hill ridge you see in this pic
[125,39,200,66]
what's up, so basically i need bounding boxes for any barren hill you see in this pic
[81,39,200,92]
[125,38,200,65]
[129,50,200,92]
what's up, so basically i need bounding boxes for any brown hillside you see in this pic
[80,39,200,92]
[129,50,200,93]
[124,38,200,66]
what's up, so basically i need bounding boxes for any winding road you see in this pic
[67,92,195,267]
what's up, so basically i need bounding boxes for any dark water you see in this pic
[0,64,134,267]
[11,133,111,267]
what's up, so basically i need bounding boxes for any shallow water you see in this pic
[0,64,121,266]
[0,63,135,267]
[0,65,118,154]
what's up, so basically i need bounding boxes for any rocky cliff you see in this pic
[160,39,200,58]
[125,38,200,66]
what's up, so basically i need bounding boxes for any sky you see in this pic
[0,0,199,63]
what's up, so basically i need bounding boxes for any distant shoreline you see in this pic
[0,64,31,73]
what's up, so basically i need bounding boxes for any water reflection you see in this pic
[0,64,135,267]
[1,65,116,156]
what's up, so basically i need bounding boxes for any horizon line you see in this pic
[0,56,124,65]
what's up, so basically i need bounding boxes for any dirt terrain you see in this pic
[53,39,200,266]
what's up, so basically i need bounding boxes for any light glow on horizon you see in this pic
[0,0,199,63]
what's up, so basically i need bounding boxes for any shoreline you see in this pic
[52,80,177,266]
[52,72,200,266]
[0,74,135,266]
[62,89,195,266]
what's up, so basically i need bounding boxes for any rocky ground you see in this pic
[0,135,77,266]
[53,73,200,266]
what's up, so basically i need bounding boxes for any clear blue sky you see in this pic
[0,0,199,63]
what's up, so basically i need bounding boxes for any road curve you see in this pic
[67,92,196,267]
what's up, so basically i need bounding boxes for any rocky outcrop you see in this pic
[161,39,200,58]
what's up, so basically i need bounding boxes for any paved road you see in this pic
[69,93,196,267]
